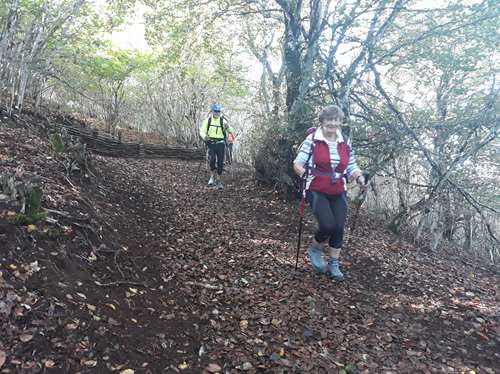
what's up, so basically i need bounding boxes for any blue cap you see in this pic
[211,103,222,112]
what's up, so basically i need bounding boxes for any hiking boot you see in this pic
[208,176,215,186]
[307,246,326,274]
[328,258,344,281]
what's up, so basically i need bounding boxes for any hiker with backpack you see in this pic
[199,103,230,189]
[225,126,236,164]
[293,105,367,281]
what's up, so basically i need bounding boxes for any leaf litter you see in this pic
[0,116,499,373]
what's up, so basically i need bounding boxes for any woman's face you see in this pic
[321,118,342,137]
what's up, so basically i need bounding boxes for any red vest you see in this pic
[309,141,350,195]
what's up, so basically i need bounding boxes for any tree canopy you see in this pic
[0,0,498,261]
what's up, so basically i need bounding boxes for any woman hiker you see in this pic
[293,105,367,281]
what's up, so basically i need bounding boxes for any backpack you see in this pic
[302,126,352,189]
[206,116,227,140]
[303,126,351,166]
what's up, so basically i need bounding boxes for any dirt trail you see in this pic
[1,124,499,373]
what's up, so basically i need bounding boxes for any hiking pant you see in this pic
[307,190,348,248]
[207,141,225,175]
[226,143,233,164]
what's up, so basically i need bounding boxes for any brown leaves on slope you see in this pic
[1,119,499,373]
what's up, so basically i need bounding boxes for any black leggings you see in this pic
[307,191,348,248]
[208,141,225,175]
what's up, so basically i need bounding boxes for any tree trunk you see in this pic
[463,212,473,252]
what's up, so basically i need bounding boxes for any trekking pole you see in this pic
[194,143,207,184]
[294,171,308,271]
[350,171,371,236]
[194,158,203,184]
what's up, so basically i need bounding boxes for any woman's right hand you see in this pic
[293,163,306,178]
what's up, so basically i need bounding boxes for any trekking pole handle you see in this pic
[299,167,309,214]
[363,170,371,183]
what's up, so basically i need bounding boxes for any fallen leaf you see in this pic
[23,361,36,369]
[82,359,97,367]
[19,334,34,342]
[240,319,248,330]
[205,363,222,373]
[108,317,120,326]
[241,362,253,370]
[27,224,36,233]
[44,359,56,368]
[178,361,189,370]
[105,303,117,311]
[119,369,135,374]
[14,307,24,316]
[0,350,6,368]
[86,304,97,312]
[81,344,94,354]
[65,323,78,330]
[26,261,40,273]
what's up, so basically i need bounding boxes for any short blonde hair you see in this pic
[319,105,344,123]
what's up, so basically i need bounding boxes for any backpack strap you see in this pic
[340,126,351,182]
[306,128,352,184]
[206,117,212,135]
[221,117,227,140]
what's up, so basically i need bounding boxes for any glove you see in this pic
[358,171,373,192]
[356,174,366,185]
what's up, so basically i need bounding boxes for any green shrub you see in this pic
[10,211,47,225]
[8,177,47,225]
[50,133,65,153]
[26,182,43,217]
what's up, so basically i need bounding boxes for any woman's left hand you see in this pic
[356,174,368,189]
